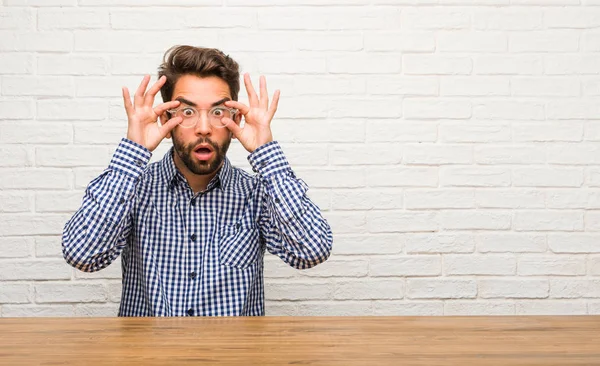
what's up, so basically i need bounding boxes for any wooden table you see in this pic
[0,316,599,365]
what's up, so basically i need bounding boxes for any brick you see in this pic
[365,32,435,52]
[441,210,511,230]
[547,190,600,209]
[0,146,31,167]
[589,256,600,275]
[545,8,600,28]
[328,54,401,74]
[38,55,108,75]
[439,122,511,143]
[516,300,587,315]
[273,119,364,143]
[585,211,600,231]
[370,256,441,277]
[550,279,600,298]
[35,283,107,303]
[295,167,365,188]
[406,233,475,254]
[334,279,404,300]
[373,301,443,316]
[258,56,326,74]
[323,212,366,234]
[37,99,108,120]
[474,55,543,75]
[277,144,329,167]
[266,282,333,301]
[510,31,579,52]
[367,211,438,233]
[35,236,63,258]
[0,260,71,280]
[437,31,507,52]
[405,189,475,209]
[512,77,580,97]
[513,167,583,187]
[331,189,403,210]
[475,145,545,165]
[519,256,586,276]
[0,53,33,74]
[547,100,600,120]
[5,0,75,4]
[0,192,32,213]
[112,8,253,30]
[547,144,600,165]
[404,99,471,119]
[441,167,511,187]
[0,99,34,119]
[0,214,71,236]
[0,8,33,30]
[35,191,83,213]
[401,9,470,30]
[474,101,545,120]
[514,122,583,142]
[445,301,515,315]
[408,279,477,299]
[38,9,109,30]
[0,122,72,144]
[295,32,363,51]
[330,144,401,165]
[546,55,600,75]
[0,237,33,258]
[480,279,548,299]
[549,234,600,253]
[403,55,472,75]
[477,233,546,253]
[367,76,437,96]
[297,301,373,316]
[0,283,30,304]
[473,9,542,30]
[2,76,73,97]
[36,146,109,167]
[441,76,509,96]
[0,31,72,52]
[1,305,74,317]
[366,121,437,143]
[367,167,438,187]
[75,304,119,317]
[476,189,545,209]
[331,234,403,255]
[515,211,584,232]
[299,258,369,278]
[404,144,473,165]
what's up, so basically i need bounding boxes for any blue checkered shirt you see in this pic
[62,138,333,316]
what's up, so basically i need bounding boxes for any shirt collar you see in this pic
[159,147,232,192]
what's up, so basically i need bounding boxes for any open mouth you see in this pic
[193,144,214,161]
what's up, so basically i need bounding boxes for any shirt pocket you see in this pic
[217,222,261,270]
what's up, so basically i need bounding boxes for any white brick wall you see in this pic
[1,0,599,317]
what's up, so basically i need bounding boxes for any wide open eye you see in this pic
[181,107,196,118]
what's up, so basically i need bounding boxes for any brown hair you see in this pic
[158,45,240,103]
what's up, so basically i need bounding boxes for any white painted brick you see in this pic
[334,279,404,300]
[266,282,333,301]
[585,211,600,231]
[480,279,548,299]
[477,233,546,253]
[0,146,31,167]
[331,189,403,210]
[516,300,587,315]
[519,256,586,276]
[36,146,109,168]
[368,211,438,233]
[512,0,579,4]
[74,123,126,145]
[35,236,63,258]
[75,76,140,98]
[475,55,543,75]
[0,122,72,144]
[300,258,369,278]
[583,32,600,51]
[513,167,583,187]
[276,96,328,118]
[0,169,71,189]
[366,167,438,187]
[367,77,437,96]
[81,0,218,4]
[296,301,372,316]
[474,101,545,120]
[439,122,511,143]
[0,260,71,280]
[547,144,600,165]
[373,301,443,316]
[265,302,297,316]
[0,53,33,74]
[476,189,545,209]
[441,167,511,187]
[370,256,441,277]
[404,99,471,119]
[329,8,402,30]
[328,54,400,74]
[441,210,511,230]
[112,9,254,30]
[109,54,162,76]
[473,9,543,30]
[323,211,366,234]
[1,305,74,317]
[35,191,83,213]
[512,77,580,97]
[2,76,73,97]
[295,76,366,95]
[589,256,600,275]
[441,76,509,96]
[219,32,292,52]
[75,259,122,280]
[107,282,121,303]
[264,257,308,279]
[330,144,401,165]
[0,237,32,258]
[258,56,326,74]
[0,31,72,52]
[405,189,475,209]
[0,8,33,30]
[445,255,515,275]
[514,122,583,142]
[5,0,75,4]
[404,55,472,75]
[588,168,600,187]
[445,301,515,315]
[366,121,437,143]
[38,9,108,30]
[0,214,71,236]
[408,279,477,299]
[510,31,580,52]
[549,234,600,253]
[37,99,107,120]
[332,234,403,256]
[475,145,545,165]
[406,233,475,254]
[38,55,108,76]
[547,100,600,120]
[545,8,600,28]
[404,144,472,165]
[584,78,600,97]
[0,283,30,304]
[365,32,435,52]
[273,119,364,143]
[294,167,365,188]
[550,279,600,298]
[591,302,600,315]
[401,9,470,30]
[295,32,363,51]
[75,30,218,53]
[0,99,34,119]
[547,189,600,209]
[75,304,119,317]
[514,211,584,232]
[437,31,507,52]
[35,283,107,303]
[0,192,32,213]
[546,55,600,75]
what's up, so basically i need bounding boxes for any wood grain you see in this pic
[0,316,599,365]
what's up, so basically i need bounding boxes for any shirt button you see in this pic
[189,271,197,279]
[119,197,125,204]
[135,159,144,167]
[190,234,197,242]
[275,198,281,204]
[190,198,196,206]
[187,309,194,316]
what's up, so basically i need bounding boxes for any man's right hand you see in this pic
[122,75,182,152]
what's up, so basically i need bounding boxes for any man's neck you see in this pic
[172,151,220,194]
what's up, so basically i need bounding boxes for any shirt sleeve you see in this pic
[62,138,151,272]
[248,141,333,269]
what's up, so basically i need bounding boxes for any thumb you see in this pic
[159,116,183,138]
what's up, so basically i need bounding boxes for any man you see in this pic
[62,45,333,316]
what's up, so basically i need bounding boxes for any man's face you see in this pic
[167,74,239,176]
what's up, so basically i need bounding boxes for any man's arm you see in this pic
[250,141,332,269]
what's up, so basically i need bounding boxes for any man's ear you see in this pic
[160,113,173,139]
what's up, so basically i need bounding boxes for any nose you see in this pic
[194,110,212,136]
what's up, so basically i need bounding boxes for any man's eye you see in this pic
[182,108,195,117]
[211,108,224,117]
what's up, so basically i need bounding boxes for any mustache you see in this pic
[186,137,219,152]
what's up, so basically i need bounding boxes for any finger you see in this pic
[144,75,167,106]
[221,117,242,139]
[223,100,250,115]
[153,100,180,117]
[244,73,259,107]
[158,116,183,137]
[135,75,151,109]
[122,87,134,116]
[267,89,280,120]
[259,75,268,110]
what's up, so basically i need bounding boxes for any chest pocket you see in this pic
[218,223,261,269]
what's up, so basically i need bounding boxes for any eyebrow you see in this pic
[174,97,231,108]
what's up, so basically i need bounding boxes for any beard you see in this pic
[172,134,231,176]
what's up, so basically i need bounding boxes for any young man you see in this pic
[62,45,333,316]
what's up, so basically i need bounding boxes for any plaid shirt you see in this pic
[62,138,332,316]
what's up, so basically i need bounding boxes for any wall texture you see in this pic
[1,0,600,317]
